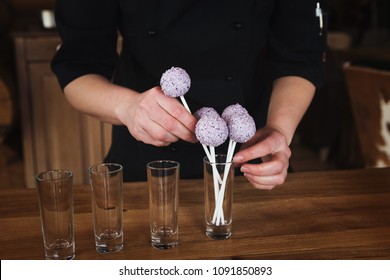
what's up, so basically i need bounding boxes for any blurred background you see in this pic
[1,0,389,188]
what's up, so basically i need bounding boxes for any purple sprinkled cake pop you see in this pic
[195,116,229,147]
[228,113,256,143]
[160,67,191,97]
[221,103,248,123]
[193,107,220,120]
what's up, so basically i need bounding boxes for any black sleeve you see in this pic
[267,0,327,88]
[51,0,120,90]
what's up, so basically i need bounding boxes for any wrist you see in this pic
[264,122,293,146]
[114,88,140,126]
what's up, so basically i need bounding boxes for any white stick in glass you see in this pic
[212,139,236,225]
[213,112,256,225]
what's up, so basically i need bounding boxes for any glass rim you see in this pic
[88,163,123,174]
[147,160,180,170]
[36,169,73,182]
[203,154,232,165]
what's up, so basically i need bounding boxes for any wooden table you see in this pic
[1,168,390,260]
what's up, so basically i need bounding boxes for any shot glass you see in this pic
[204,154,234,239]
[147,160,179,249]
[88,163,123,253]
[36,169,75,260]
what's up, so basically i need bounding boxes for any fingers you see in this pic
[126,87,197,146]
[155,94,198,143]
[240,152,289,190]
[233,127,291,190]
[244,173,287,190]
[234,128,288,164]
[136,121,179,147]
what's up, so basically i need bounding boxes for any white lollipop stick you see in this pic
[209,147,222,185]
[212,140,233,224]
[212,139,236,225]
[180,96,191,113]
[203,145,223,184]
[210,146,220,205]
[213,162,230,225]
[201,144,212,162]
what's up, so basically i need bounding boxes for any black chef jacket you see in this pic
[52,0,327,181]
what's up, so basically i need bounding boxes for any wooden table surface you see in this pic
[1,168,390,260]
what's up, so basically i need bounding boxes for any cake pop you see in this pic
[160,67,191,97]
[221,103,248,123]
[195,116,228,147]
[193,107,220,120]
[228,113,256,143]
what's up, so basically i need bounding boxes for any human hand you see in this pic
[118,86,197,146]
[232,126,291,190]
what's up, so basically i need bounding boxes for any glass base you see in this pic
[151,241,178,250]
[45,240,75,260]
[205,225,232,240]
[151,226,178,250]
[206,231,232,240]
[96,244,123,254]
[95,231,123,254]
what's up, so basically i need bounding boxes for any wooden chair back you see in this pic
[343,64,390,167]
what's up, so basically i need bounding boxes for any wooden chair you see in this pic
[343,64,390,167]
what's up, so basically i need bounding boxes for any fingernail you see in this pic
[233,155,244,162]
[240,166,249,173]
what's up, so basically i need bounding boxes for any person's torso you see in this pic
[115,0,274,115]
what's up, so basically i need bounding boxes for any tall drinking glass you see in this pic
[36,169,75,260]
[88,163,123,253]
[204,154,234,239]
[147,160,179,249]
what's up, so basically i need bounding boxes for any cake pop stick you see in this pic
[160,67,222,183]
[160,67,219,171]
[179,96,191,113]
[212,105,249,224]
[212,139,235,225]
[209,145,220,202]
[213,111,256,225]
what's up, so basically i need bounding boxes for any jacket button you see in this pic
[225,75,233,82]
[233,22,243,30]
[147,29,157,37]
